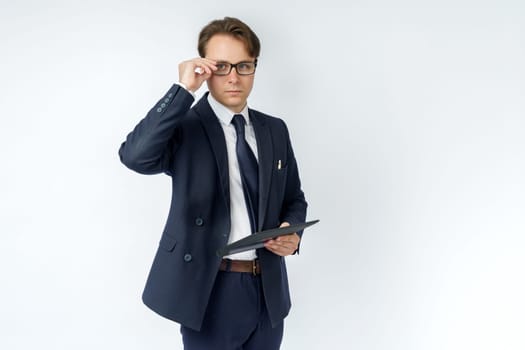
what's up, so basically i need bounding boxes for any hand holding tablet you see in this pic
[217,220,320,257]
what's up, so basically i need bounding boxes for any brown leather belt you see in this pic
[219,259,261,275]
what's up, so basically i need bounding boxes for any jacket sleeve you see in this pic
[118,85,194,175]
[279,120,308,237]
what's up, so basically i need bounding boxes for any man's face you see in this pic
[204,34,256,113]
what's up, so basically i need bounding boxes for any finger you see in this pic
[264,243,288,256]
[277,234,298,243]
[264,240,283,253]
[265,240,296,256]
[193,64,210,76]
[198,57,217,64]
[181,59,214,78]
[193,58,217,72]
[275,238,295,251]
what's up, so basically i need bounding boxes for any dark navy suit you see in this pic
[119,84,307,332]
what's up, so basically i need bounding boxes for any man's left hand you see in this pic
[264,222,300,256]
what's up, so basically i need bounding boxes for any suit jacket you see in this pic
[119,84,307,331]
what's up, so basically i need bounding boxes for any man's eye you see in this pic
[238,63,249,70]
[216,64,228,70]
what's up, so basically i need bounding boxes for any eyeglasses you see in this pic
[213,60,258,76]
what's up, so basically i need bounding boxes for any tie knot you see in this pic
[231,114,246,135]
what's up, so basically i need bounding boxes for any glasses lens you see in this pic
[236,62,255,75]
[215,63,231,75]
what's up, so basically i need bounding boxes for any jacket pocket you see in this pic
[159,234,177,252]
[273,165,288,187]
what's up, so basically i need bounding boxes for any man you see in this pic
[119,17,307,349]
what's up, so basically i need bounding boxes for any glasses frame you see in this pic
[213,59,258,76]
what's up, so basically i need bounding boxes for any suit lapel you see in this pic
[193,96,273,232]
[194,94,230,212]
[250,110,273,231]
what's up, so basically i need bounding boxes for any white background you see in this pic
[1,0,524,349]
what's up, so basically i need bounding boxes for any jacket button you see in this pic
[184,254,192,262]
[195,217,204,226]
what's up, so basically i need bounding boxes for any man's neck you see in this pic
[207,93,250,125]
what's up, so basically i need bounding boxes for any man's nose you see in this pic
[227,68,240,82]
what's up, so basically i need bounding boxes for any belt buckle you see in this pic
[252,260,257,276]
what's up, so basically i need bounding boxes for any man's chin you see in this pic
[220,95,247,111]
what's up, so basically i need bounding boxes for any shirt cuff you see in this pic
[177,82,196,99]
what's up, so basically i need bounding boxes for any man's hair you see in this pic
[198,17,261,58]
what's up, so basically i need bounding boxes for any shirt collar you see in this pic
[207,93,250,126]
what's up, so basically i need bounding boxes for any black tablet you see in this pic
[217,220,320,257]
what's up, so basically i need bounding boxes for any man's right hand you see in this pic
[178,58,217,92]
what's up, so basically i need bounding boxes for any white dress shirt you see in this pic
[207,93,259,260]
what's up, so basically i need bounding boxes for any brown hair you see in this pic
[198,17,261,58]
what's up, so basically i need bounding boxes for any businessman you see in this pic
[119,17,307,349]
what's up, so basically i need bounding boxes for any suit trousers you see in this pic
[180,271,284,350]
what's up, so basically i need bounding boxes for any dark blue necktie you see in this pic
[231,114,259,233]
